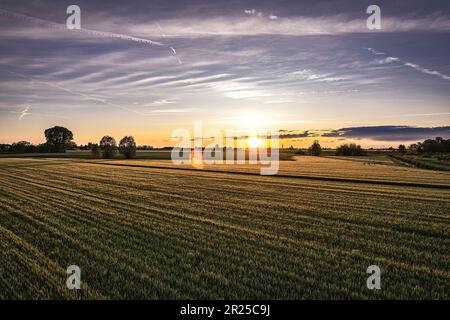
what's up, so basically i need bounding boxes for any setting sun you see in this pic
[246,136,262,148]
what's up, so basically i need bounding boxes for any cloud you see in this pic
[149,108,197,113]
[0,8,166,46]
[3,12,450,41]
[232,126,450,142]
[142,99,178,106]
[243,9,278,20]
[365,48,385,55]
[404,112,450,117]
[323,126,450,141]
[1,2,449,141]
[0,7,183,65]
[4,69,146,115]
[289,69,346,82]
[124,15,450,38]
[376,57,400,64]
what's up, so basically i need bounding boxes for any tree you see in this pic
[308,140,322,156]
[91,143,100,158]
[99,136,117,158]
[398,144,407,153]
[119,136,136,159]
[0,144,11,152]
[422,137,447,153]
[443,139,450,153]
[408,138,450,154]
[408,143,421,153]
[10,141,33,153]
[44,126,73,152]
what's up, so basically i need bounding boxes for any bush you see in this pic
[335,143,366,156]
[9,141,34,153]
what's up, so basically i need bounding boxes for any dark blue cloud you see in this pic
[323,125,450,141]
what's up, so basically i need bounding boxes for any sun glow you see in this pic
[227,114,269,130]
[246,136,262,148]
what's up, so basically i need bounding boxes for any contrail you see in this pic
[365,47,450,81]
[18,104,31,120]
[6,103,69,119]
[156,22,182,64]
[0,8,164,46]
[5,69,146,115]
[0,8,182,63]
[170,46,182,64]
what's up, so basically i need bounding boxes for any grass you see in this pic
[0,150,173,160]
[390,154,450,171]
[0,157,449,299]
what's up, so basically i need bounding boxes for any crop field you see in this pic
[0,157,449,299]
[97,156,450,186]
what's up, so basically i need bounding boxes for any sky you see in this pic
[0,0,449,148]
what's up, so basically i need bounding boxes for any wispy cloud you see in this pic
[1,1,449,146]
[289,69,346,82]
[149,108,197,113]
[142,99,178,107]
[4,69,146,115]
[125,15,450,38]
[404,112,450,117]
[3,11,450,41]
[0,7,183,65]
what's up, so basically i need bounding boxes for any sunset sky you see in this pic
[0,0,449,148]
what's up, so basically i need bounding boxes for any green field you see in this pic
[0,149,173,160]
[390,154,450,171]
[0,157,449,299]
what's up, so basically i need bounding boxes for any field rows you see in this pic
[96,157,450,186]
[0,158,449,299]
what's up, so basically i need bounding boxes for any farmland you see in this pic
[0,157,449,299]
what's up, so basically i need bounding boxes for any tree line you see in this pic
[305,137,450,156]
[0,126,137,159]
[400,137,450,154]
[1,126,448,158]
[91,135,136,159]
[305,141,366,156]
